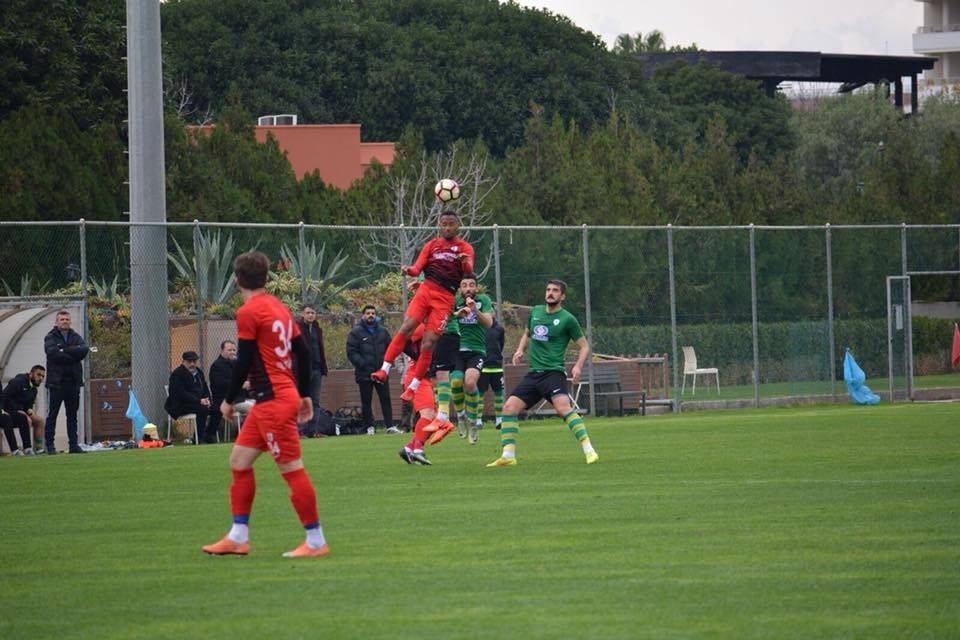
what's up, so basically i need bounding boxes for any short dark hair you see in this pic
[460,275,477,284]
[362,304,376,313]
[546,279,567,294]
[301,304,316,312]
[30,364,45,373]
[56,310,71,318]
[220,340,236,350]
[233,251,269,289]
[439,210,459,219]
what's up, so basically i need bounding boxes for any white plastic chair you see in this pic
[681,346,720,395]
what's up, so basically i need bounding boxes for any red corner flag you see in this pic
[952,323,960,369]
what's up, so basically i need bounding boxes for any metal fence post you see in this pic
[749,225,760,408]
[193,221,204,366]
[298,221,307,305]
[400,224,409,308]
[493,225,502,315]
[901,222,908,276]
[582,225,596,415]
[825,224,836,398]
[667,225,680,412]
[79,219,91,443]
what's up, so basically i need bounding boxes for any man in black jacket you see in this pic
[43,310,89,454]
[296,305,328,436]
[1,365,45,455]
[165,351,211,442]
[346,305,395,435]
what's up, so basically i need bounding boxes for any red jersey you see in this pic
[410,236,474,292]
[236,292,301,402]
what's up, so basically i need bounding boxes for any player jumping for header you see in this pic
[487,279,599,467]
[370,210,474,442]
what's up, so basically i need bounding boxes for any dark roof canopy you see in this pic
[639,51,936,105]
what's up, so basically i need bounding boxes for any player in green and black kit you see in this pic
[449,276,493,444]
[487,280,598,467]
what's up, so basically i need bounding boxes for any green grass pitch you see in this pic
[1,403,958,639]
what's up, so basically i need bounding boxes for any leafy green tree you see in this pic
[160,0,647,154]
[0,0,126,129]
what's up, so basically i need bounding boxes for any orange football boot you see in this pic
[424,418,455,445]
[282,542,330,558]
[202,536,250,556]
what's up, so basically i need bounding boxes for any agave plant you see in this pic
[278,241,360,310]
[89,274,125,303]
[168,230,247,305]
[2,274,52,297]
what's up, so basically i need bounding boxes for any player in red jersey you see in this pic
[202,251,329,559]
[395,324,452,465]
[370,211,474,441]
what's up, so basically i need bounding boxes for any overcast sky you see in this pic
[518,1,922,56]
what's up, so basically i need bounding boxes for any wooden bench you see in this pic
[575,357,672,416]
[573,366,643,416]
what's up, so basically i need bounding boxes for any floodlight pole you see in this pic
[749,225,760,408]
[127,0,169,425]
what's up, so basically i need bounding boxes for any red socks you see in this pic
[382,331,408,366]
[412,346,433,380]
[282,467,319,528]
[230,468,256,520]
[406,416,431,450]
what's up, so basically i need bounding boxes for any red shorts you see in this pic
[406,279,454,335]
[234,388,302,463]
[403,368,436,413]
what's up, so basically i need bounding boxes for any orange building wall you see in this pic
[254,125,394,190]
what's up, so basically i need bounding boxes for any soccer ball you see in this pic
[434,178,460,203]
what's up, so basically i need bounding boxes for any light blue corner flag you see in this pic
[126,388,149,439]
[843,349,880,405]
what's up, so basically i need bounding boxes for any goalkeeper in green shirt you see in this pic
[487,280,598,467]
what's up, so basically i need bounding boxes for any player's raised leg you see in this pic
[371,313,422,384]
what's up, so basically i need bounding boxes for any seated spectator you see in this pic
[164,351,211,442]
[207,340,252,442]
[1,365,46,455]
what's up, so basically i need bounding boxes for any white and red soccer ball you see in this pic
[434,178,460,203]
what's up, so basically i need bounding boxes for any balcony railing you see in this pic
[917,24,960,34]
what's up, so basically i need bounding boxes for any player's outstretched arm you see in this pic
[570,336,590,385]
[404,240,434,277]
[512,330,530,365]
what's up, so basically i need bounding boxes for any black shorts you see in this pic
[431,333,460,373]
[510,370,569,408]
[477,370,504,393]
[456,351,485,373]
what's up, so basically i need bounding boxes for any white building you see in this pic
[913,0,960,90]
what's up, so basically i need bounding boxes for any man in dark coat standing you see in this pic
[346,305,395,435]
[165,351,211,442]
[296,304,328,436]
[43,310,89,454]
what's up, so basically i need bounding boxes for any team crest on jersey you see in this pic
[451,245,459,252]
[532,324,549,341]
[553,319,560,326]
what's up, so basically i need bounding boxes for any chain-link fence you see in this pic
[1,221,958,439]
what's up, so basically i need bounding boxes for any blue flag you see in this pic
[843,349,880,405]
[125,388,149,439]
